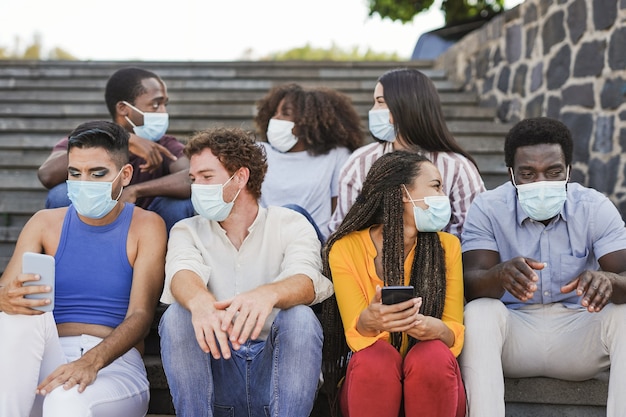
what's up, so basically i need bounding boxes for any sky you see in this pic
[3,0,521,62]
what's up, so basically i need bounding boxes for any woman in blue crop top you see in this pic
[0,121,167,417]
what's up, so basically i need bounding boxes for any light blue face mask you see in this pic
[511,168,569,221]
[66,169,124,219]
[191,173,241,221]
[123,101,169,142]
[403,185,451,232]
[368,108,396,142]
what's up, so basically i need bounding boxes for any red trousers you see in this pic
[339,339,466,417]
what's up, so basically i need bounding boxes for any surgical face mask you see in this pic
[368,108,396,142]
[191,173,241,221]
[66,169,124,219]
[403,185,451,232]
[511,168,569,221]
[123,101,169,142]
[266,118,298,152]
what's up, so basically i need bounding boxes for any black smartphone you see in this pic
[381,285,415,305]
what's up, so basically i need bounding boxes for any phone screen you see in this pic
[381,285,415,305]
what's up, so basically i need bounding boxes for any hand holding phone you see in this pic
[22,252,55,312]
[381,285,415,305]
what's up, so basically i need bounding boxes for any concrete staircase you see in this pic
[1,60,606,417]
[0,60,510,275]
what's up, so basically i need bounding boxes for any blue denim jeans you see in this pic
[159,303,323,417]
[45,182,194,231]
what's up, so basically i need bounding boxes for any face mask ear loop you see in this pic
[402,184,417,208]
[122,101,143,128]
[509,168,518,187]
[112,168,125,201]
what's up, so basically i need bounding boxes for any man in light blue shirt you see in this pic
[460,117,626,416]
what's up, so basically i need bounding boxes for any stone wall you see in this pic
[436,0,626,214]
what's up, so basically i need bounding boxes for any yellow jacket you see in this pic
[329,227,465,357]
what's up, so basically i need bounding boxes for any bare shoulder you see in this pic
[25,207,67,234]
[129,206,167,237]
[15,208,68,254]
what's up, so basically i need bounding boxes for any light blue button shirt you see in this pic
[461,182,626,308]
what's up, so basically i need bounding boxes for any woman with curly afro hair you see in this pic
[254,83,364,241]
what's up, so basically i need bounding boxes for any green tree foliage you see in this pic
[368,0,436,24]
[262,42,403,61]
[0,33,76,60]
[368,0,504,26]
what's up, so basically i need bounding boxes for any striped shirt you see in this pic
[328,142,486,238]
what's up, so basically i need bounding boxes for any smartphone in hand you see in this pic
[22,252,55,312]
[381,285,415,305]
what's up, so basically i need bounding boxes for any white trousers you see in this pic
[459,298,626,417]
[0,312,149,417]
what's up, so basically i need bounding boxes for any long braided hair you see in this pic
[320,150,448,413]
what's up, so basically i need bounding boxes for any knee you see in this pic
[159,303,193,342]
[275,305,321,337]
[351,340,402,375]
[601,303,626,335]
[43,387,88,417]
[405,340,457,377]
[464,298,507,328]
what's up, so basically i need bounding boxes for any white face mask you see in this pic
[403,185,451,232]
[66,168,124,219]
[266,118,299,152]
[191,173,241,221]
[123,101,169,142]
[511,168,569,221]
[368,108,396,142]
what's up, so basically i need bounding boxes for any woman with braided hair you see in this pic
[321,150,466,417]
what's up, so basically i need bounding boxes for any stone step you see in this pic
[143,351,609,416]
[0,101,497,120]
[0,60,441,78]
[0,89,481,105]
[0,76,459,93]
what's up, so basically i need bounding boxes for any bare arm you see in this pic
[128,134,177,174]
[560,249,626,312]
[37,210,167,394]
[38,151,68,189]
[0,211,54,313]
[215,274,315,347]
[599,250,626,304]
[463,249,544,302]
[121,157,191,202]
[170,270,233,359]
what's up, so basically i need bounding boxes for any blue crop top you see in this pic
[53,203,134,328]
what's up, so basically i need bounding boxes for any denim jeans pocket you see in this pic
[214,404,234,417]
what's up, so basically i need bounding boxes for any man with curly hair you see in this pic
[158,127,334,417]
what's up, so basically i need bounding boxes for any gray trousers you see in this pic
[459,298,626,417]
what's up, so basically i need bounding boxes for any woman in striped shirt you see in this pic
[328,68,485,238]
